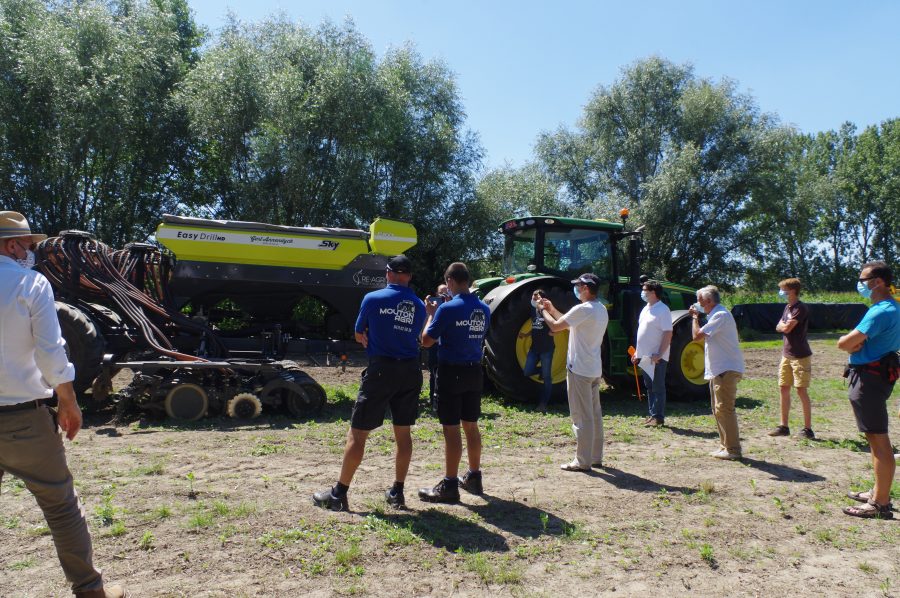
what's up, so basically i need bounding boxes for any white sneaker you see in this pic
[711,449,742,461]
[560,460,590,472]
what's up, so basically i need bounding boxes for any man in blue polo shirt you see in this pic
[838,261,900,519]
[418,262,491,503]
[313,255,427,511]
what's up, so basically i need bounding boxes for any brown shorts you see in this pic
[778,356,811,388]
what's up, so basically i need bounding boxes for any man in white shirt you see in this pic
[0,212,125,598]
[540,273,609,471]
[632,280,673,426]
[690,285,745,460]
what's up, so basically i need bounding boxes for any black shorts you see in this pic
[350,357,423,431]
[848,369,894,434]
[435,363,483,426]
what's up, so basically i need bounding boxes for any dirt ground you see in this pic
[2,338,899,597]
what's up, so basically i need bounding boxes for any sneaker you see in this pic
[312,487,348,511]
[560,459,590,472]
[384,488,406,508]
[796,428,815,440]
[418,478,460,504]
[591,461,603,469]
[75,585,128,598]
[460,470,483,495]
[536,401,548,413]
[644,417,662,427]
[768,425,790,437]
[711,449,742,461]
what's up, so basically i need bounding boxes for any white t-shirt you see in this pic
[636,300,673,361]
[699,304,745,379]
[559,300,608,378]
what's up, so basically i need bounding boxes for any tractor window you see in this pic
[503,229,537,274]
[543,229,612,296]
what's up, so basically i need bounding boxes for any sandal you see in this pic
[842,499,894,519]
[847,490,873,503]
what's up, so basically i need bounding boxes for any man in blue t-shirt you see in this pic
[838,261,900,520]
[313,255,427,511]
[418,262,491,503]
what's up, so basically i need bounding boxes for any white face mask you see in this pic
[640,290,649,302]
[16,248,35,270]
[530,299,539,308]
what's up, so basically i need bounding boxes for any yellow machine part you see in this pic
[514,320,569,384]
[368,218,417,256]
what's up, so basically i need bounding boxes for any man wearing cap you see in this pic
[313,255,426,511]
[0,212,126,597]
[418,262,491,503]
[539,273,609,471]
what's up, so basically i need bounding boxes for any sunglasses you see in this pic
[858,276,877,283]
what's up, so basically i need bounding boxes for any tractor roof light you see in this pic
[505,276,516,284]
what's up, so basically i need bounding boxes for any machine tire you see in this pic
[55,302,105,398]
[666,320,710,401]
[483,284,575,401]
[164,383,209,421]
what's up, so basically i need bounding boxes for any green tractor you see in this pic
[474,213,708,402]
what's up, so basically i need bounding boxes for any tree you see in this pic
[0,0,203,244]
[535,57,780,285]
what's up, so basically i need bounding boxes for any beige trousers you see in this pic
[0,405,103,593]
[566,370,604,468]
[709,371,743,454]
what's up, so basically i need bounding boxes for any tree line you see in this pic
[1,1,896,291]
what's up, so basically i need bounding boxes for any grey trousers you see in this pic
[0,405,103,593]
[566,370,604,468]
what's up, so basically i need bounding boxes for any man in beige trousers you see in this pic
[0,211,126,597]
[691,285,746,460]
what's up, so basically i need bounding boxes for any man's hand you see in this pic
[425,296,439,316]
[355,331,369,348]
[540,298,555,313]
[631,354,640,365]
[54,382,81,440]
[650,353,661,365]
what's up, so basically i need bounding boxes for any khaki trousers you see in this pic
[709,371,743,454]
[566,370,604,468]
[0,405,102,593]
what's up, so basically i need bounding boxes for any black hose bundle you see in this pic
[36,232,227,360]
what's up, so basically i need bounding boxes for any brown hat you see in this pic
[0,211,47,243]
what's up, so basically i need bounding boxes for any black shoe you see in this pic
[418,478,460,504]
[460,470,483,495]
[312,487,348,511]
[797,428,815,440]
[385,488,406,508]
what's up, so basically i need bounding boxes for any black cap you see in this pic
[386,255,413,274]
[571,273,600,290]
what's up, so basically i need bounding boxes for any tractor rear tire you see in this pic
[484,284,575,402]
[666,320,710,401]
[55,302,105,399]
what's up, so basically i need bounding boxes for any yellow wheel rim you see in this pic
[680,339,707,385]
[515,320,569,384]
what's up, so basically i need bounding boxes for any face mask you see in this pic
[16,249,35,270]
[777,289,787,298]
[573,285,581,299]
[530,299,539,308]
[857,280,873,299]
[640,291,649,302]
[692,302,706,315]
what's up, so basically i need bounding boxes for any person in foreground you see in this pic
[837,261,899,520]
[0,211,126,598]
[691,285,745,460]
[313,255,426,511]
[768,277,815,439]
[539,274,609,471]
[419,262,491,503]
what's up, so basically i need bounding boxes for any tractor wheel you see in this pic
[55,302,105,400]
[484,284,575,402]
[666,320,710,401]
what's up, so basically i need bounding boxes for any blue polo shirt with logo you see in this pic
[355,284,426,359]
[426,293,490,363]
[850,298,900,365]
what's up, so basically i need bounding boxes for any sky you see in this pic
[187,0,900,170]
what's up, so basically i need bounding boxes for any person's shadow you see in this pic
[463,493,574,539]
[592,466,697,494]
[741,458,826,483]
[665,426,719,439]
[367,507,510,553]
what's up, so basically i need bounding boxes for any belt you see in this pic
[440,361,481,367]
[0,399,48,414]
[370,355,418,364]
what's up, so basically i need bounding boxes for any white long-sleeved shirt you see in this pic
[0,255,75,405]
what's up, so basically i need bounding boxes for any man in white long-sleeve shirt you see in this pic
[0,212,125,598]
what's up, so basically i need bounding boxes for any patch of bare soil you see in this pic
[2,342,898,597]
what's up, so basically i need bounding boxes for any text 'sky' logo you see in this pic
[318,240,340,250]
